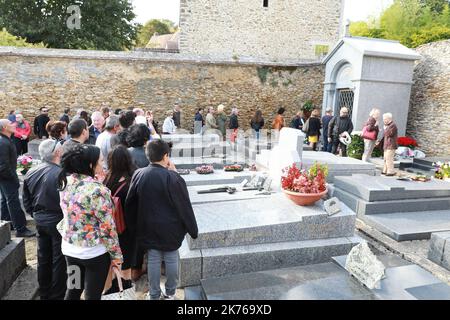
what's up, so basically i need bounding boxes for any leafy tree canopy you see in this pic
[0,28,45,47]
[135,19,178,48]
[350,0,450,47]
[0,0,138,50]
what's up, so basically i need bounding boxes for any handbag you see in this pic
[102,267,136,300]
[361,125,377,141]
[111,181,128,234]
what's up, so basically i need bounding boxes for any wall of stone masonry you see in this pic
[0,47,325,133]
[406,40,450,157]
[179,0,344,63]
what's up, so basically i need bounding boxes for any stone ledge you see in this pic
[0,46,322,67]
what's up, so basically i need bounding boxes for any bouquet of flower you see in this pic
[17,155,33,175]
[397,137,418,149]
[224,164,243,172]
[434,161,450,180]
[195,165,214,174]
[281,162,328,194]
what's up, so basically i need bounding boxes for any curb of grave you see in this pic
[355,218,450,285]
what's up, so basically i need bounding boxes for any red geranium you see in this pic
[397,137,418,148]
[281,163,328,194]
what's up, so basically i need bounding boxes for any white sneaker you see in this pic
[162,294,175,300]
[145,292,162,300]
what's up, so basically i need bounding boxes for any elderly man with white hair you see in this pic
[95,114,120,167]
[0,119,35,237]
[23,139,66,299]
[379,113,398,176]
[87,111,105,145]
[328,107,354,157]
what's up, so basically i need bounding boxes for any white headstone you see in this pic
[345,241,386,289]
[268,128,305,189]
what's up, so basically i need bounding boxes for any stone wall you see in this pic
[179,0,344,63]
[0,47,325,132]
[407,40,450,157]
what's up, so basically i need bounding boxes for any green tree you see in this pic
[135,19,176,48]
[420,0,450,13]
[0,28,45,47]
[0,0,138,50]
[350,0,450,47]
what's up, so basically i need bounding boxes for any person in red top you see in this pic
[13,114,31,156]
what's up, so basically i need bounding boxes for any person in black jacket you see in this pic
[0,119,35,237]
[306,109,322,151]
[23,139,67,299]
[60,108,70,125]
[34,107,51,139]
[250,110,265,140]
[87,111,105,145]
[229,107,239,143]
[125,139,198,300]
[327,107,354,157]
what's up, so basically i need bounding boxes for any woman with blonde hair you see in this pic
[361,108,380,162]
[216,104,227,140]
[305,109,322,151]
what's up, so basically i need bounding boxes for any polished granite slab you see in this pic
[362,211,450,241]
[188,184,272,205]
[405,283,450,300]
[333,254,450,299]
[181,170,253,186]
[334,174,450,202]
[428,231,450,270]
[200,262,377,300]
[334,187,450,215]
[188,193,356,249]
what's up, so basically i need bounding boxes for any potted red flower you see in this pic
[281,162,328,206]
[397,137,418,149]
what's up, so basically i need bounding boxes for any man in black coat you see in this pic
[34,107,51,139]
[328,107,354,157]
[23,139,67,299]
[86,111,105,145]
[125,139,198,300]
[0,119,35,237]
[59,108,70,125]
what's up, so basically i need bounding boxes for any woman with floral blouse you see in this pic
[57,144,122,300]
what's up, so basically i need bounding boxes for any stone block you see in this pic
[334,174,450,202]
[0,221,11,251]
[182,171,252,187]
[362,211,450,241]
[179,239,203,288]
[200,236,360,281]
[188,194,356,249]
[428,232,450,266]
[334,188,450,215]
[0,239,26,298]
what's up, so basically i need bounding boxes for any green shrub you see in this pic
[347,134,364,160]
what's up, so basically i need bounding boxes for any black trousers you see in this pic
[36,225,67,300]
[12,137,28,156]
[0,179,27,232]
[331,139,348,157]
[65,252,110,300]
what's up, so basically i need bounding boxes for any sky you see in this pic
[131,0,395,26]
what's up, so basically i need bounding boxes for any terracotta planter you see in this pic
[282,188,328,206]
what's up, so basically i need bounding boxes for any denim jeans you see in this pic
[322,135,332,152]
[0,178,27,232]
[147,249,179,299]
[36,224,67,300]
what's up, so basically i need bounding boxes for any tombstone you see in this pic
[268,128,305,188]
[345,241,386,290]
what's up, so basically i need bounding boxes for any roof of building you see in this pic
[146,32,180,50]
[323,36,422,63]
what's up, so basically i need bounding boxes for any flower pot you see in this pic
[282,188,328,206]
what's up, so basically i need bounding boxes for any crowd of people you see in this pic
[0,105,198,300]
[0,102,399,300]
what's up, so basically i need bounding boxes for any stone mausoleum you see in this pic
[322,37,421,136]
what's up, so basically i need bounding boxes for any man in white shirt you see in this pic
[95,115,120,168]
[162,111,176,134]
